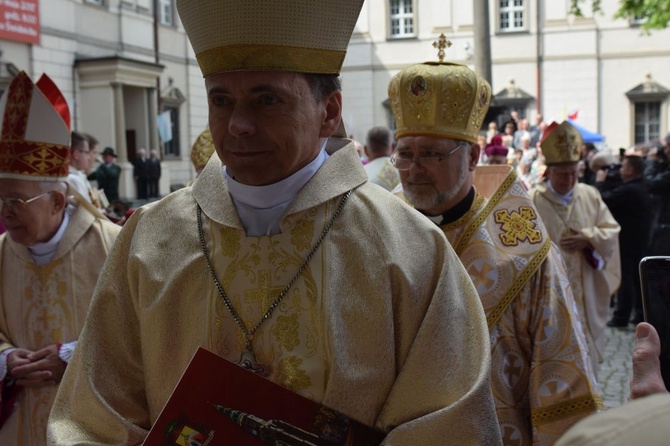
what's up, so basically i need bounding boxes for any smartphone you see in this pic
[640,256,670,389]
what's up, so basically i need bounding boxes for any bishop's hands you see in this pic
[7,344,67,387]
[630,322,668,400]
[559,232,591,251]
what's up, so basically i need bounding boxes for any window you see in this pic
[159,0,174,26]
[634,102,661,144]
[499,0,525,33]
[85,0,104,5]
[389,0,415,38]
[163,106,180,157]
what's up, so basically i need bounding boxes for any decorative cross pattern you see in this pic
[246,270,284,313]
[432,33,452,62]
[494,207,542,246]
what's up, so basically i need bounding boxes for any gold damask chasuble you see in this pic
[441,166,602,446]
[48,144,501,445]
[0,206,120,446]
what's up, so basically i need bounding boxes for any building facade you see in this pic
[0,0,667,196]
[342,0,670,150]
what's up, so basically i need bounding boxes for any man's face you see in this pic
[72,140,92,172]
[205,71,341,186]
[397,136,477,215]
[102,154,115,164]
[547,163,578,195]
[0,179,64,246]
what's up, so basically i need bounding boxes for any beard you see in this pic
[402,153,470,214]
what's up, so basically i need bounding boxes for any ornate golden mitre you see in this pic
[176,0,364,76]
[190,128,215,171]
[0,71,71,181]
[388,37,492,143]
[540,121,583,165]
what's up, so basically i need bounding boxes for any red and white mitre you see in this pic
[0,71,71,181]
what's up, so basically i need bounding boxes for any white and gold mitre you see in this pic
[540,121,583,165]
[176,0,364,76]
[388,35,492,143]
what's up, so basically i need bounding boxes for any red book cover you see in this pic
[143,347,385,446]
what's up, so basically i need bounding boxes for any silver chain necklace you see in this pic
[197,190,352,376]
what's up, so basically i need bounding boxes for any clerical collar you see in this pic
[547,180,574,206]
[420,187,475,226]
[224,140,329,236]
[29,210,70,266]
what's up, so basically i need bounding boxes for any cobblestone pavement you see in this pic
[597,325,636,409]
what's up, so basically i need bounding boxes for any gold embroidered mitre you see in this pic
[176,0,364,76]
[540,121,583,165]
[389,59,492,143]
[0,71,71,181]
[190,128,216,171]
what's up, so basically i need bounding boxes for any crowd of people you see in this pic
[1,1,669,445]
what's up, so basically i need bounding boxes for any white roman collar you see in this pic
[224,140,329,236]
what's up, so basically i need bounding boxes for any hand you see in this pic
[10,344,66,388]
[630,322,668,399]
[8,348,52,388]
[559,233,590,251]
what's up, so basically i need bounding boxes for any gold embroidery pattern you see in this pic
[487,239,551,329]
[276,355,312,393]
[272,312,300,352]
[531,393,604,426]
[198,44,346,77]
[494,206,542,246]
[24,259,73,347]
[290,218,315,251]
[207,207,324,396]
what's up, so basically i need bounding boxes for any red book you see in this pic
[143,347,385,446]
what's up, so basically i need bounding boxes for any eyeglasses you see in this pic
[0,192,53,212]
[390,142,469,171]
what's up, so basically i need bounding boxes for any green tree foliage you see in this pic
[570,0,670,31]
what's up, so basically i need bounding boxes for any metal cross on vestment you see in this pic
[432,33,452,62]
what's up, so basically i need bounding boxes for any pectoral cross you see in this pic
[237,349,270,376]
[432,33,452,62]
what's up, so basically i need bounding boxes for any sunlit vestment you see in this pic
[530,181,621,372]
[0,205,120,446]
[48,143,501,445]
